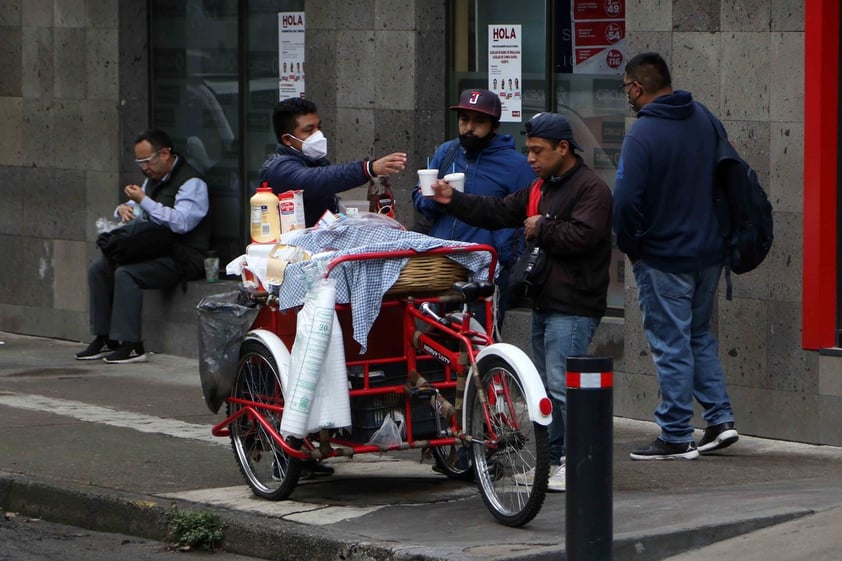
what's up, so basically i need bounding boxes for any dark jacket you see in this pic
[412,135,535,267]
[147,157,210,280]
[612,90,724,272]
[258,145,372,227]
[447,157,612,318]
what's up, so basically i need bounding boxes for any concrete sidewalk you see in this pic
[1,331,841,560]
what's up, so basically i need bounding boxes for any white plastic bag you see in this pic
[280,277,351,438]
[365,410,405,448]
[306,311,350,430]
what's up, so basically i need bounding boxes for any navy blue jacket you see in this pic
[258,146,372,227]
[412,135,535,267]
[612,90,724,272]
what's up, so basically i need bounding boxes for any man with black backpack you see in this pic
[613,52,742,461]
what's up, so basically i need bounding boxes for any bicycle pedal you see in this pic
[408,386,437,400]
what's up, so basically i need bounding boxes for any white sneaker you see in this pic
[547,462,566,492]
[513,466,536,486]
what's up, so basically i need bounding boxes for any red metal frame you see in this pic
[212,244,510,459]
[804,0,839,349]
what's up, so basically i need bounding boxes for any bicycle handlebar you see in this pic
[322,244,498,283]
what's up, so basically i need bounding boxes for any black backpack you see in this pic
[701,104,774,298]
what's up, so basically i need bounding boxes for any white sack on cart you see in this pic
[280,277,351,438]
[307,311,350,430]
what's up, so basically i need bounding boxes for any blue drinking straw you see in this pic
[427,157,430,168]
[452,163,456,174]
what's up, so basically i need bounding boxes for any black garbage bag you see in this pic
[196,290,260,413]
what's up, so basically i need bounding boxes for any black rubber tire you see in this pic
[466,355,549,527]
[227,339,302,500]
[432,442,475,481]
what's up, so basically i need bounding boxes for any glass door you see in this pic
[150,0,304,265]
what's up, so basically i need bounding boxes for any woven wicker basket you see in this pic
[386,254,468,295]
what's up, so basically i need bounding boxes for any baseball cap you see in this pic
[521,112,584,152]
[449,89,502,120]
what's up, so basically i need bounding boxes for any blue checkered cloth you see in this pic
[277,223,494,353]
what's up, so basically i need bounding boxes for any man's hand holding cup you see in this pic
[431,179,455,204]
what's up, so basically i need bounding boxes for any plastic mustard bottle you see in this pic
[250,182,281,243]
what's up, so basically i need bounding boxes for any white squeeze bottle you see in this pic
[250,182,281,243]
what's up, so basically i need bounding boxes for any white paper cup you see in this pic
[417,169,439,197]
[443,172,465,192]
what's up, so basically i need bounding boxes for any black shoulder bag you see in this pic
[96,219,176,265]
[509,180,550,297]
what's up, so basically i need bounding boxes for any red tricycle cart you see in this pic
[211,243,552,527]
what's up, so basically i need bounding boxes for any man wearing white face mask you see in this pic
[259,97,408,226]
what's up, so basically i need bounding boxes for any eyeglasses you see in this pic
[619,80,638,92]
[134,149,162,167]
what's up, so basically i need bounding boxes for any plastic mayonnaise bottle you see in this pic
[250,182,281,243]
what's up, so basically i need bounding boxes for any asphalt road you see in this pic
[0,512,263,561]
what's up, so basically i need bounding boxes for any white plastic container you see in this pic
[250,182,281,243]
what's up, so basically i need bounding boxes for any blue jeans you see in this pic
[633,261,735,443]
[531,312,600,465]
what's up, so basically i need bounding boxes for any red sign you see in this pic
[575,48,602,64]
[574,21,625,47]
[606,48,624,69]
[573,0,625,20]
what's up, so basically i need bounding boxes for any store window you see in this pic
[449,0,627,311]
[150,0,303,265]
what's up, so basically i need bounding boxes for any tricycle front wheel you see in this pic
[466,356,549,527]
[228,339,302,500]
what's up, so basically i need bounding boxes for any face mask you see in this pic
[289,130,328,160]
[627,94,638,113]
[626,85,641,114]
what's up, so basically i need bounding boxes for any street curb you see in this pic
[612,510,814,561]
[0,470,821,561]
[0,472,411,561]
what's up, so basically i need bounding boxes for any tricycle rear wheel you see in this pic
[228,339,302,500]
[432,442,474,481]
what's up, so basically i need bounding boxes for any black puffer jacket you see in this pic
[447,157,612,317]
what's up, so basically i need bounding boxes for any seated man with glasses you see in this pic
[76,129,211,364]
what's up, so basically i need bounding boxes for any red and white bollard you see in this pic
[566,355,613,561]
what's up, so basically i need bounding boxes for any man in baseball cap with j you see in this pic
[413,89,534,329]
[430,111,613,493]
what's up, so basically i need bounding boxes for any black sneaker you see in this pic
[300,461,334,480]
[630,438,699,461]
[103,342,148,364]
[75,336,119,360]
[698,422,739,453]
[271,456,288,481]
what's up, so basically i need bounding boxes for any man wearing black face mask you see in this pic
[412,89,535,328]
[259,97,407,227]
